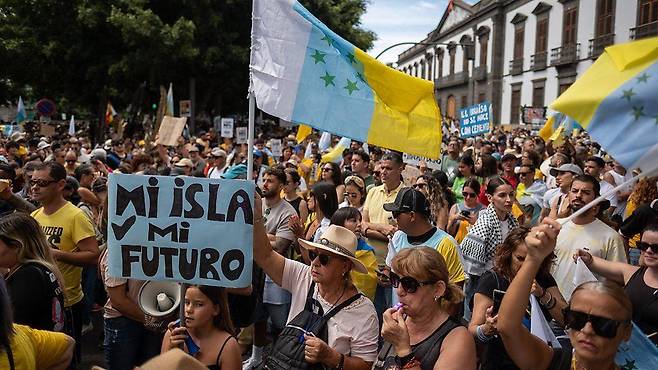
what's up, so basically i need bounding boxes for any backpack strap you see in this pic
[307,291,363,335]
[304,282,318,312]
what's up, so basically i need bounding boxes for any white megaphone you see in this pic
[138,281,181,318]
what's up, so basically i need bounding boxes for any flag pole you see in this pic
[247,91,255,181]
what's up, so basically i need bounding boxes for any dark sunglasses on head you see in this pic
[30,179,57,187]
[462,191,477,199]
[308,249,332,265]
[636,241,658,252]
[563,308,629,338]
[389,271,435,293]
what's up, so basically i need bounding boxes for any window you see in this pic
[449,47,456,75]
[639,0,658,25]
[596,0,615,36]
[427,54,433,80]
[478,93,486,103]
[437,51,444,78]
[420,61,426,80]
[461,95,468,109]
[532,80,546,107]
[558,82,572,96]
[535,17,549,53]
[514,23,525,60]
[510,84,522,124]
[563,2,579,46]
[479,36,488,66]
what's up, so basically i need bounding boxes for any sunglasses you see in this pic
[322,167,333,172]
[462,191,477,199]
[66,160,76,164]
[636,241,658,252]
[389,271,435,293]
[344,192,359,198]
[308,249,332,266]
[391,210,412,219]
[563,308,629,338]
[519,171,532,176]
[30,179,58,187]
[413,183,427,189]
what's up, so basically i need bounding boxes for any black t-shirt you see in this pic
[474,270,558,370]
[6,263,65,331]
[625,267,658,344]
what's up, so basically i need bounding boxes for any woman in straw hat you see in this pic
[253,194,379,370]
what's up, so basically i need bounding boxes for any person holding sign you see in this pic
[253,194,379,370]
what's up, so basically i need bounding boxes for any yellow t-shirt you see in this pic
[363,183,404,263]
[0,324,71,370]
[32,202,96,307]
[351,249,379,301]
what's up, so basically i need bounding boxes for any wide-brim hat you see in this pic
[298,225,367,274]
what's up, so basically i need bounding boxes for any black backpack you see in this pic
[264,282,362,370]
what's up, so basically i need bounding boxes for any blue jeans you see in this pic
[104,316,162,370]
[463,274,480,322]
[82,265,98,325]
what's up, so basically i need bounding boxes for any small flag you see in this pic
[15,96,26,123]
[322,137,351,164]
[68,115,76,136]
[250,0,442,159]
[105,102,117,125]
[166,83,175,116]
[296,124,312,143]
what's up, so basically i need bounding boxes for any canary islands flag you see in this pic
[551,37,658,172]
[250,0,442,159]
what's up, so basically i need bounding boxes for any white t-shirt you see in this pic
[599,180,618,209]
[282,259,379,361]
[542,187,563,209]
[552,218,626,300]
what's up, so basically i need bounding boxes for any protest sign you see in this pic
[179,100,192,117]
[221,118,234,138]
[107,174,254,288]
[236,127,248,144]
[271,139,282,157]
[213,116,222,131]
[39,123,56,137]
[402,153,441,171]
[459,102,491,138]
[157,116,187,146]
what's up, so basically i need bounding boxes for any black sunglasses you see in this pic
[412,183,427,189]
[30,179,58,187]
[636,241,658,252]
[563,308,629,338]
[389,271,435,293]
[308,249,332,266]
[462,191,477,198]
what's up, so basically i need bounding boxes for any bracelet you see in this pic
[363,227,370,237]
[334,353,345,370]
[403,358,421,369]
[395,352,415,368]
[476,324,494,343]
[545,296,557,310]
[540,292,553,306]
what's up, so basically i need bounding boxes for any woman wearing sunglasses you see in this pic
[254,194,379,370]
[447,178,483,243]
[321,162,346,204]
[574,222,658,345]
[377,247,476,370]
[340,175,366,211]
[498,218,633,370]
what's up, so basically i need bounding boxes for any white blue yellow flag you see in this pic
[15,96,26,123]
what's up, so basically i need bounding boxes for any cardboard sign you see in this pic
[179,100,192,117]
[236,127,248,144]
[221,118,234,138]
[39,123,56,137]
[271,139,282,157]
[459,102,491,138]
[402,153,441,170]
[107,174,254,287]
[157,116,187,146]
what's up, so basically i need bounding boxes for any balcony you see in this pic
[509,58,524,75]
[589,34,615,59]
[530,52,548,71]
[435,71,469,88]
[550,44,580,66]
[473,65,487,81]
[630,21,658,40]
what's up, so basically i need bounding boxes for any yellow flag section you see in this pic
[296,124,312,143]
[356,48,442,158]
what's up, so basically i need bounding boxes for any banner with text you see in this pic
[402,153,441,170]
[459,102,491,138]
[107,174,254,287]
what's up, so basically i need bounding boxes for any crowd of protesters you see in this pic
[0,122,656,370]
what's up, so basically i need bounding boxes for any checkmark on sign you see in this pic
[111,215,136,241]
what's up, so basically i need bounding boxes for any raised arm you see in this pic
[253,193,286,286]
[497,219,560,370]
[573,249,638,285]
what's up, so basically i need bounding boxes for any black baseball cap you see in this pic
[384,187,431,217]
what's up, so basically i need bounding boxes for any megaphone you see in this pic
[138,281,181,317]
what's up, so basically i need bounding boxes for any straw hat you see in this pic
[298,225,367,273]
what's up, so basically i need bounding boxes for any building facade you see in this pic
[397,0,656,126]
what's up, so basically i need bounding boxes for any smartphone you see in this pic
[492,289,506,315]
[460,210,471,217]
[173,319,201,354]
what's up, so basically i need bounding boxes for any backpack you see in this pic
[264,282,362,370]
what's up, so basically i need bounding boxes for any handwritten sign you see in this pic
[221,118,234,138]
[236,127,248,144]
[271,139,282,157]
[402,153,441,170]
[157,116,187,146]
[107,174,254,287]
[179,100,191,118]
[459,102,491,138]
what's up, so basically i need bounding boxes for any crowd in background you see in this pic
[0,122,656,370]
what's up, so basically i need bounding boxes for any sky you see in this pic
[362,0,450,65]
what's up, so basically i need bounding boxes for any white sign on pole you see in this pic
[271,139,282,157]
[402,153,442,171]
[213,116,222,131]
[236,127,248,144]
[221,118,234,138]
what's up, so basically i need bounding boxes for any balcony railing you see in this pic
[630,21,658,40]
[530,52,548,71]
[550,43,580,66]
[509,58,523,75]
[589,34,615,58]
[473,65,487,81]
[435,71,469,88]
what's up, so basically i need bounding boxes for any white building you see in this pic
[397,0,655,125]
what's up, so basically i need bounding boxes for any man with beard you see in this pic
[551,175,626,299]
[542,163,582,220]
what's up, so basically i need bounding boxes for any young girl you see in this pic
[162,285,241,370]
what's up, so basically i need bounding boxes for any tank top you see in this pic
[376,317,462,370]
[286,196,302,216]
[205,335,233,370]
[624,267,658,343]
